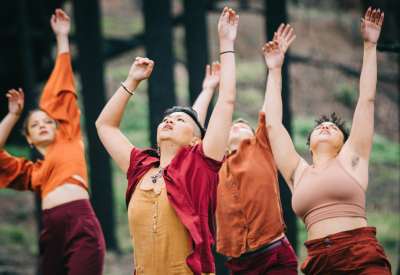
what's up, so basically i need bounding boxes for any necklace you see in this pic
[151,166,164,183]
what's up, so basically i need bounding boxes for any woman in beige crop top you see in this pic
[262,7,392,275]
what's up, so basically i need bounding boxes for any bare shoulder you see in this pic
[292,158,310,191]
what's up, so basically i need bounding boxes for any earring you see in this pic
[29,143,33,149]
[157,147,160,156]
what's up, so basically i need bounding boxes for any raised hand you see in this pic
[273,24,296,55]
[50,9,71,37]
[218,7,239,42]
[202,62,220,91]
[361,7,384,45]
[129,57,154,82]
[263,41,285,71]
[6,88,24,116]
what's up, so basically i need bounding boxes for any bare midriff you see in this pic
[307,217,368,241]
[244,233,285,254]
[42,183,88,210]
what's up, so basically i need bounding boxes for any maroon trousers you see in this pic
[301,227,391,275]
[39,199,106,275]
[225,235,298,275]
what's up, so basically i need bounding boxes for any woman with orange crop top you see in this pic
[262,7,391,275]
[0,9,105,275]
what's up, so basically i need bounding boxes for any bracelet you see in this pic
[220,51,234,55]
[120,82,134,95]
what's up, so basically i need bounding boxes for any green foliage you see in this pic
[0,225,26,244]
[236,60,265,84]
[102,17,144,38]
[335,85,357,107]
[237,88,264,105]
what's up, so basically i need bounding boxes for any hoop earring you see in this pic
[157,147,160,156]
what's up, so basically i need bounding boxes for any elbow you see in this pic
[95,118,102,130]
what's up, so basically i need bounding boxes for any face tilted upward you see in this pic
[25,110,58,147]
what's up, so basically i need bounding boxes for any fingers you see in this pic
[262,41,280,53]
[234,15,239,28]
[205,64,210,77]
[378,12,384,27]
[228,9,235,24]
[273,32,278,42]
[287,35,297,47]
[211,61,220,75]
[282,24,291,38]
[374,9,380,24]
[277,23,285,36]
[220,7,228,21]
[365,7,371,21]
[286,28,294,41]
[370,9,377,22]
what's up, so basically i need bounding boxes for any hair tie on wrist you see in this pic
[220,51,235,55]
[120,82,134,95]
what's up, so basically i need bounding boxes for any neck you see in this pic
[36,143,52,157]
[227,141,240,155]
[312,146,339,170]
[159,140,181,167]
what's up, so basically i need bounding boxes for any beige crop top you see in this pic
[292,157,367,230]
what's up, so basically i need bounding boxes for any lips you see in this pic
[39,130,49,136]
[163,125,173,130]
[319,130,330,135]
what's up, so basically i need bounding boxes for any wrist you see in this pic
[202,87,215,92]
[268,67,282,74]
[56,34,69,40]
[364,41,377,48]
[124,76,140,90]
[8,112,21,118]
[220,40,234,52]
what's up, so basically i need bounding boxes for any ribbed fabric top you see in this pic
[292,157,366,230]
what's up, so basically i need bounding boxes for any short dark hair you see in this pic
[163,106,206,139]
[232,118,256,136]
[307,112,350,145]
[21,109,58,137]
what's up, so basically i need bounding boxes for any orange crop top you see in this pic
[0,53,88,199]
[292,157,367,230]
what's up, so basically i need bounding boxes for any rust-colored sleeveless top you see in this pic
[128,177,214,275]
[292,157,367,230]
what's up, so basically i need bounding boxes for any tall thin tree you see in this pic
[143,0,176,148]
[72,0,118,251]
[264,0,298,253]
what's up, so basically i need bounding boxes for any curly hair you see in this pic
[306,112,350,145]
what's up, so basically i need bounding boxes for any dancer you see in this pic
[0,9,105,275]
[96,7,239,275]
[193,24,298,275]
[263,8,391,274]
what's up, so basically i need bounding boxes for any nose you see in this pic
[232,126,239,131]
[321,125,329,130]
[38,121,46,128]
[165,118,174,124]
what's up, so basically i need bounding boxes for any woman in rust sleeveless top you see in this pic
[0,10,105,275]
[262,7,391,274]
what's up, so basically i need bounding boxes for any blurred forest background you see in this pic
[0,0,399,274]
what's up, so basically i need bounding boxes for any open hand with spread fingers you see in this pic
[262,41,286,71]
[218,7,239,42]
[273,24,297,55]
[50,9,71,37]
[361,7,384,45]
[6,88,24,116]
[129,57,154,82]
[202,62,221,91]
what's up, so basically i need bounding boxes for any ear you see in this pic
[309,147,312,154]
[190,137,201,146]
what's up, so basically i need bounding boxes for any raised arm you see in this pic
[263,25,307,191]
[0,89,24,149]
[51,9,70,55]
[192,62,220,126]
[203,8,238,161]
[341,8,384,161]
[96,57,154,173]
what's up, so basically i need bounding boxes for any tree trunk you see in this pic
[72,0,118,251]
[265,0,298,254]
[143,0,176,148]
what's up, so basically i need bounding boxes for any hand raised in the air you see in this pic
[202,62,220,91]
[129,57,154,82]
[218,7,239,42]
[262,41,285,71]
[361,7,384,45]
[273,24,296,55]
[50,9,71,36]
[7,88,24,116]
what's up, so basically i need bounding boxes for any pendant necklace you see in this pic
[151,167,164,183]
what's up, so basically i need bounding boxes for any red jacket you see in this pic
[126,142,225,275]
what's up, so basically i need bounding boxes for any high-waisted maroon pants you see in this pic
[301,227,391,275]
[39,199,106,275]
[225,235,298,274]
